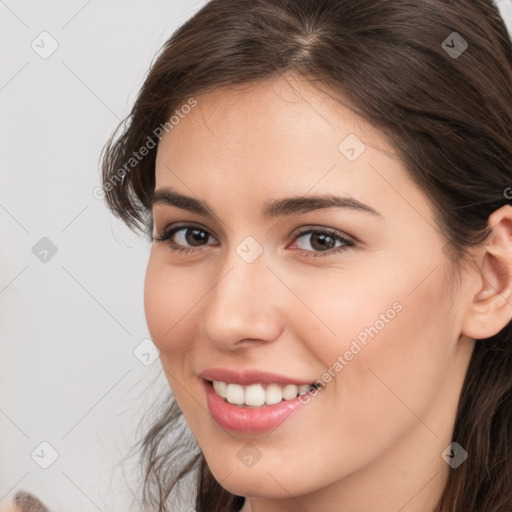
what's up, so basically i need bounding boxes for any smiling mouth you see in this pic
[206,379,319,407]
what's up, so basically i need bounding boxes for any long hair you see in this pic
[100,1,512,510]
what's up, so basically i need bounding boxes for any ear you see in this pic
[462,205,512,340]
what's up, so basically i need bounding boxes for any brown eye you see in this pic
[291,228,355,258]
[178,227,210,247]
[298,232,337,251]
[153,223,218,252]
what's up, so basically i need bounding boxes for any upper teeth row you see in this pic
[212,380,314,407]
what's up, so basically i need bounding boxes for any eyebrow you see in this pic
[149,186,382,219]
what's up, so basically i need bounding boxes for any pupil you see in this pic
[312,233,334,251]
[186,228,208,246]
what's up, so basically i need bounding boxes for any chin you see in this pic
[218,476,297,500]
[208,459,326,500]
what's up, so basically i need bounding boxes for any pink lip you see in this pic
[202,379,311,433]
[198,367,315,386]
[199,368,318,433]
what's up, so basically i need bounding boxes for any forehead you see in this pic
[153,75,431,225]
[157,75,396,167]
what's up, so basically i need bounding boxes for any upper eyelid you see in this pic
[155,222,354,245]
[154,222,219,242]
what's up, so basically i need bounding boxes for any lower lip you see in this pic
[203,380,310,433]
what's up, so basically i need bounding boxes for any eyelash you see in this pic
[153,222,355,258]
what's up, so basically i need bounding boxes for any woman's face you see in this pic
[145,76,475,509]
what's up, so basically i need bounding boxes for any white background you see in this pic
[1,1,511,511]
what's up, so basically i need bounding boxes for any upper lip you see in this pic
[199,368,315,386]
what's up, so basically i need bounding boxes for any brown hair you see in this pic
[101,0,512,510]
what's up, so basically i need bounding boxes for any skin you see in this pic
[144,75,512,512]
[0,492,50,512]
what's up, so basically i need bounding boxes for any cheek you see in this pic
[143,258,208,417]
[295,253,454,370]
[143,258,202,354]
[275,265,408,372]
[326,264,456,440]
[291,257,455,411]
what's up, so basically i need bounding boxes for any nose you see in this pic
[200,247,283,350]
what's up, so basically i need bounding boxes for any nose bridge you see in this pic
[200,238,281,348]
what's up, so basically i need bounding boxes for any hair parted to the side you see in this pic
[100,1,512,510]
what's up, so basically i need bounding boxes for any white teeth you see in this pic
[265,383,282,405]
[298,384,310,395]
[226,383,245,405]
[282,384,299,400]
[213,380,227,398]
[244,384,266,406]
[212,380,315,406]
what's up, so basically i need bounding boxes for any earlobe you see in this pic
[462,205,512,340]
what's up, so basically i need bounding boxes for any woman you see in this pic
[100,0,512,511]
